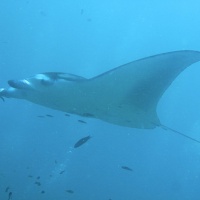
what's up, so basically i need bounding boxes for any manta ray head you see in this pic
[2,72,86,100]
[1,73,57,99]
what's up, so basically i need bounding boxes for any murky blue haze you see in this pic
[1,0,200,199]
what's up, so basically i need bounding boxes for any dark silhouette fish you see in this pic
[66,189,74,194]
[46,114,53,117]
[40,11,47,17]
[82,113,95,117]
[121,166,133,171]
[5,186,9,192]
[37,115,45,118]
[65,113,70,117]
[59,170,65,174]
[41,190,45,194]
[78,119,87,124]
[35,181,41,186]
[8,192,12,200]
[74,135,91,148]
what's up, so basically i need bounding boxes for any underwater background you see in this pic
[1,0,200,199]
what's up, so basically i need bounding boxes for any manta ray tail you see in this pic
[159,124,200,144]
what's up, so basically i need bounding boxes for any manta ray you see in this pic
[1,50,200,142]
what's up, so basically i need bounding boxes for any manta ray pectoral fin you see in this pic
[88,50,200,129]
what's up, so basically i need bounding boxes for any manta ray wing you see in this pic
[1,50,200,130]
[80,50,200,128]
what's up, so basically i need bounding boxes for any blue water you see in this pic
[1,0,200,199]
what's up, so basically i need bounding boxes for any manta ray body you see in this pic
[1,50,200,133]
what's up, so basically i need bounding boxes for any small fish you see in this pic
[82,113,95,117]
[87,18,92,22]
[5,186,9,192]
[37,176,40,180]
[40,11,47,17]
[59,170,65,174]
[35,181,41,186]
[37,115,45,118]
[8,192,12,200]
[28,175,33,178]
[46,114,53,117]
[78,119,87,124]
[66,189,74,194]
[74,135,91,148]
[41,190,45,194]
[65,113,70,117]
[121,166,133,171]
